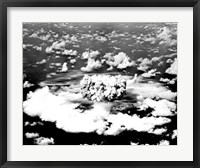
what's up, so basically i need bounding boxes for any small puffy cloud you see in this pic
[141,69,157,78]
[23,44,27,49]
[148,128,167,135]
[105,52,135,69]
[103,53,112,60]
[137,57,143,63]
[158,61,164,67]
[50,62,62,66]
[117,57,136,69]
[166,58,173,64]
[151,57,161,62]
[158,140,170,145]
[61,62,68,72]
[165,58,177,75]
[168,78,177,85]
[139,98,176,117]
[130,142,139,145]
[23,44,33,49]
[39,33,51,41]
[33,46,42,51]
[63,34,70,39]
[56,51,61,54]
[165,53,177,58]
[160,77,176,85]
[34,137,54,145]
[53,34,59,38]
[95,36,107,42]
[82,50,100,59]
[52,41,65,50]
[36,59,47,65]
[62,49,77,56]
[24,121,30,126]
[157,26,177,46]
[25,132,39,138]
[24,121,43,126]
[23,81,34,88]
[70,35,79,42]
[45,46,53,53]
[160,78,170,83]
[81,58,102,72]
[137,58,152,71]
[172,130,177,139]
[107,66,114,71]
[70,59,76,64]
[30,32,38,38]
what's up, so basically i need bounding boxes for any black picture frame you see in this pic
[0,0,199,167]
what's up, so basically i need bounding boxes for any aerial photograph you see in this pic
[23,22,177,145]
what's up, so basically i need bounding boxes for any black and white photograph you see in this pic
[23,22,177,145]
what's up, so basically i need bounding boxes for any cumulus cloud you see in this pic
[82,50,100,59]
[166,58,173,64]
[105,113,171,135]
[165,53,177,58]
[39,33,51,41]
[81,58,102,72]
[138,98,176,117]
[165,58,177,75]
[104,52,135,69]
[158,140,170,145]
[172,130,177,139]
[148,128,167,135]
[127,81,177,101]
[52,41,65,50]
[25,132,39,138]
[23,86,171,136]
[24,121,43,126]
[29,32,38,38]
[95,36,107,42]
[45,46,53,53]
[23,44,33,49]
[157,26,177,46]
[36,59,47,65]
[151,56,162,62]
[34,137,55,145]
[50,62,62,66]
[70,59,76,64]
[62,49,77,56]
[24,121,30,126]
[23,81,34,88]
[158,61,164,67]
[137,58,152,71]
[141,69,157,78]
[61,62,68,72]
[103,53,112,60]
[160,77,177,85]
[33,46,42,51]
[23,87,109,133]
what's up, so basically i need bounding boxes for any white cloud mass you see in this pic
[34,137,55,145]
[81,58,102,72]
[82,50,100,59]
[23,84,173,136]
[25,132,39,138]
[165,58,177,75]
[105,52,135,69]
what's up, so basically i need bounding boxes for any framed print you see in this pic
[0,0,199,167]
